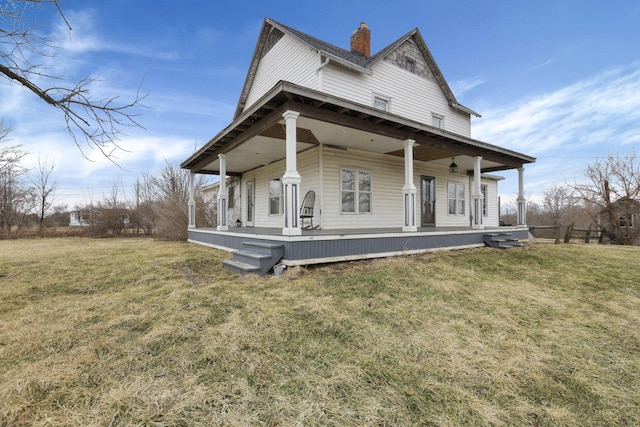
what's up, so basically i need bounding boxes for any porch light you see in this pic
[449,158,458,173]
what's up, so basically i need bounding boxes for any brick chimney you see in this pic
[350,22,370,58]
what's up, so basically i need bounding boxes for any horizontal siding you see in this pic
[244,34,320,112]
[238,146,500,230]
[241,148,320,228]
[481,178,500,227]
[321,58,471,137]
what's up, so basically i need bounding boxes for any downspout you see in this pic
[316,55,330,91]
[315,56,330,73]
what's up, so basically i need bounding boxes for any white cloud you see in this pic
[51,9,179,60]
[472,62,640,200]
[451,77,486,97]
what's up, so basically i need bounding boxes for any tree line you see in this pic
[0,135,214,240]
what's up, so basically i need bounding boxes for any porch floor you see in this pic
[194,225,495,237]
[188,225,529,268]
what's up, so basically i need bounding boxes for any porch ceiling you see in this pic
[181,81,535,175]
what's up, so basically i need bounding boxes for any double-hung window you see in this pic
[269,178,283,215]
[448,182,465,215]
[341,169,371,214]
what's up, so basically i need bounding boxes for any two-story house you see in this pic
[181,18,535,274]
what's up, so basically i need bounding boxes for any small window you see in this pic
[432,114,444,129]
[405,58,416,73]
[269,178,283,215]
[620,215,634,228]
[448,182,465,216]
[341,169,371,214]
[374,96,389,112]
[481,184,488,216]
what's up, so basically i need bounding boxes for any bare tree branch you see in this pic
[1,0,147,161]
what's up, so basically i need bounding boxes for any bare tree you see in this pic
[0,135,32,237]
[572,152,640,245]
[130,173,159,235]
[543,184,575,227]
[151,161,208,241]
[30,156,56,230]
[89,179,130,236]
[0,0,145,159]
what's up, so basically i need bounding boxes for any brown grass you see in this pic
[0,238,638,426]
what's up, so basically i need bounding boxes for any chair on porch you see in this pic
[300,190,316,229]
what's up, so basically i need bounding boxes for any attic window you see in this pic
[432,114,444,129]
[374,96,389,112]
[405,58,416,73]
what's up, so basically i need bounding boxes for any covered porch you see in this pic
[182,81,535,272]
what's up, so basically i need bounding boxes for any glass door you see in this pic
[246,180,254,226]
[421,176,435,226]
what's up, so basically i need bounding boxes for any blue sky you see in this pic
[2,0,639,208]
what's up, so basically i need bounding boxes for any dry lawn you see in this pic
[0,237,638,426]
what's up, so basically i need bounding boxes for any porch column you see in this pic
[517,167,527,226]
[282,110,302,236]
[472,156,484,229]
[217,154,228,231]
[402,139,417,232]
[188,172,196,229]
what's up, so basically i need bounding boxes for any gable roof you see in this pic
[234,18,480,119]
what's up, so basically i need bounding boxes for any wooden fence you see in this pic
[529,224,602,244]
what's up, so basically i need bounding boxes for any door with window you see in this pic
[246,180,254,226]
[421,176,436,226]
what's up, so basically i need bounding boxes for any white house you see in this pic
[182,18,535,274]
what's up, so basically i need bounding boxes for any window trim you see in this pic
[432,113,444,129]
[405,57,416,73]
[373,95,390,112]
[340,168,372,215]
[448,182,465,216]
[268,178,283,216]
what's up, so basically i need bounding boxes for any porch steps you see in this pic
[223,241,284,275]
[483,232,523,249]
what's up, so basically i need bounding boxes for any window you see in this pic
[481,184,488,216]
[269,178,283,215]
[620,214,634,228]
[405,58,416,73]
[432,114,444,129]
[448,182,465,215]
[341,169,371,214]
[374,96,389,112]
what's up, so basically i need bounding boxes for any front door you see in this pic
[246,180,255,226]
[421,176,435,226]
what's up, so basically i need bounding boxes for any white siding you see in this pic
[244,34,320,112]
[238,147,501,230]
[321,148,405,229]
[416,162,471,228]
[320,148,477,229]
[481,178,500,227]
[321,57,471,136]
[240,148,320,228]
